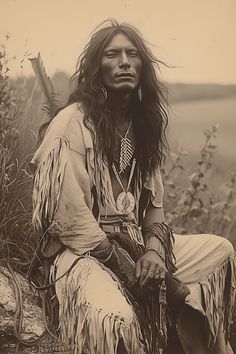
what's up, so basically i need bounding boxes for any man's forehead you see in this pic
[104,33,138,51]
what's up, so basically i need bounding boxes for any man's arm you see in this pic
[136,203,168,286]
[142,204,165,227]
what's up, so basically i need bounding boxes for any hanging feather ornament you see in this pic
[119,136,134,173]
[116,120,134,173]
[29,53,59,118]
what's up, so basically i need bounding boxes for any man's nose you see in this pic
[119,51,131,68]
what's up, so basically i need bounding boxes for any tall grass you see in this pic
[0,42,43,264]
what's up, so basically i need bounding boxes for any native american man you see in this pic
[31,20,235,354]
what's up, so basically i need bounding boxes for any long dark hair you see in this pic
[42,19,169,177]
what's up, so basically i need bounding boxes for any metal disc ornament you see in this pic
[116,191,135,213]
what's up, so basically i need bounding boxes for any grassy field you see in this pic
[169,96,236,161]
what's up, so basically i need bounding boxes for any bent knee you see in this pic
[221,237,234,257]
[208,234,234,257]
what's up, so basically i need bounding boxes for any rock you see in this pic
[0,266,45,341]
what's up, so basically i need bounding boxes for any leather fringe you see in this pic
[200,253,236,347]
[32,138,68,229]
[57,258,146,354]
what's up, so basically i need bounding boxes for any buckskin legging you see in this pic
[53,233,235,354]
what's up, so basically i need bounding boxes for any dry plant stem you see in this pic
[171,125,218,231]
[184,127,217,221]
[216,175,236,234]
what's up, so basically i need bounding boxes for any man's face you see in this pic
[100,32,142,92]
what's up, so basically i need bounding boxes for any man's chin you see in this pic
[112,83,137,92]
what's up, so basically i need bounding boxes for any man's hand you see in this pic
[135,250,167,287]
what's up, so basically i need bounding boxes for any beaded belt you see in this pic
[100,218,132,234]
[100,218,144,246]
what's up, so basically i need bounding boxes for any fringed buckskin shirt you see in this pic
[31,103,164,255]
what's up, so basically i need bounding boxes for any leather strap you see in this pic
[100,224,121,233]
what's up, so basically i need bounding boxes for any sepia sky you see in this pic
[1,0,236,84]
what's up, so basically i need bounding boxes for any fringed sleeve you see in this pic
[31,103,106,255]
[143,167,164,208]
[32,137,68,228]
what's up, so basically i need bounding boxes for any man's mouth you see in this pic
[116,72,135,78]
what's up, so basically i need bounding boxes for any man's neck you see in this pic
[107,90,131,124]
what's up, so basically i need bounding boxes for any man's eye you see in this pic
[128,51,138,57]
[105,53,117,58]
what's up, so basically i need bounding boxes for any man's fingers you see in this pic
[141,267,166,286]
[136,254,167,286]
[140,264,156,286]
[139,264,150,286]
